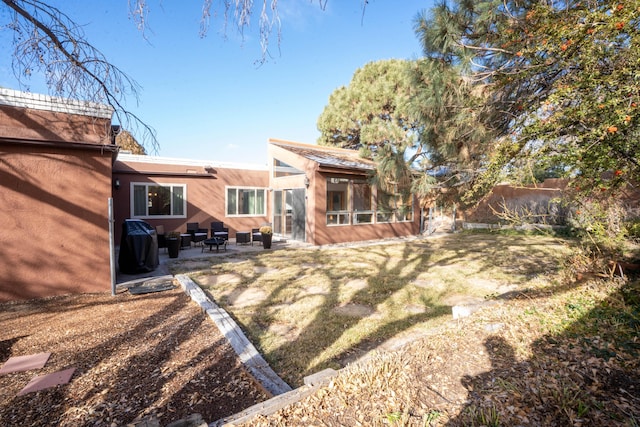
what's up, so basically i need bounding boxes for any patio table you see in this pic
[202,237,227,253]
[236,231,250,245]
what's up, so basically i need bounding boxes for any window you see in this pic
[325,176,413,226]
[376,191,395,223]
[226,187,266,216]
[353,180,373,224]
[132,183,185,218]
[273,158,304,178]
[376,190,414,223]
[326,178,350,225]
[396,192,414,222]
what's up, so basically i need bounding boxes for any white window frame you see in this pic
[376,191,414,223]
[325,177,413,226]
[225,186,267,217]
[130,182,187,219]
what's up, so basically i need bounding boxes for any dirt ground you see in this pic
[0,287,268,426]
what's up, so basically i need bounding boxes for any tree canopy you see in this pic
[317,57,492,203]
[115,129,146,155]
[317,60,419,155]
[415,0,640,203]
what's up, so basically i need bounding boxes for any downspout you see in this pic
[109,198,116,296]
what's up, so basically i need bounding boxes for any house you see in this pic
[111,154,270,244]
[0,88,117,301]
[268,139,419,245]
[112,139,420,247]
[1,88,420,301]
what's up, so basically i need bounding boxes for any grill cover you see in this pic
[118,219,159,274]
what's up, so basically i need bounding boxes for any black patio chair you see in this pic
[187,222,208,245]
[210,221,229,241]
[251,228,262,246]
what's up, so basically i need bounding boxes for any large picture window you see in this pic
[226,187,266,216]
[132,183,186,218]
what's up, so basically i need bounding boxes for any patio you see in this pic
[115,236,300,286]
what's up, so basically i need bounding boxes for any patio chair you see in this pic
[156,224,167,252]
[210,221,229,241]
[187,222,208,245]
[251,228,262,246]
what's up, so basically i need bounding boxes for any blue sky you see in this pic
[0,1,433,165]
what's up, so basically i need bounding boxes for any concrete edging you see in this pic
[174,274,292,397]
[210,368,337,426]
[174,274,342,426]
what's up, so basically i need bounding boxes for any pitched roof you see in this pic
[269,139,375,172]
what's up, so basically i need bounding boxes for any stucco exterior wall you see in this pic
[268,142,420,246]
[0,89,115,301]
[464,181,566,224]
[0,97,112,145]
[112,156,270,244]
[0,144,114,301]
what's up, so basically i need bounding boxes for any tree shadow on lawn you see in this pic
[447,279,640,426]
[192,233,580,388]
[248,235,572,387]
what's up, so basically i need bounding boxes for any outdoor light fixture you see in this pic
[113,178,120,190]
[304,176,310,188]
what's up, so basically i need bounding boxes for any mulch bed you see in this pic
[0,288,268,426]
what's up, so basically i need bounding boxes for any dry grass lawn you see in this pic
[184,233,574,387]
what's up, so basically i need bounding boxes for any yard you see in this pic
[0,289,268,426]
[184,232,639,425]
[1,232,638,426]
[183,233,574,387]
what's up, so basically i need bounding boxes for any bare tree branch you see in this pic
[2,0,335,150]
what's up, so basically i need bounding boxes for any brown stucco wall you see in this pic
[464,181,565,224]
[112,157,270,244]
[268,142,420,246]
[0,144,114,301]
[0,104,112,145]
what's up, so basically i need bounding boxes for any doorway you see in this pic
[273,188,306,242]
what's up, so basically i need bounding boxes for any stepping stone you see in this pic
[403,304,427,314]
[333,303,374,317]
[254,266,278,275]
[344,278,368,292]
[227,287,268,308]
[199,273,242,287]
[129,278,176,295]
[0,352,50,375]
[18,367,75,395]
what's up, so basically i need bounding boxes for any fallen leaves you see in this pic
[0,290,268,426]
[244,277,640,426]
